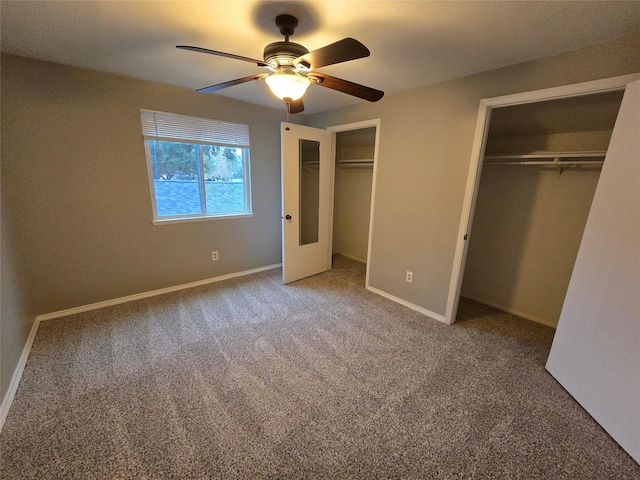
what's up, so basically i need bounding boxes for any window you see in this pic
[140,109,252,223]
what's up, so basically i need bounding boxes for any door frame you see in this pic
[327,118,381,288]
[444,72,640,325]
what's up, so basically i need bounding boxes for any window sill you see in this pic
[152,213,253,226]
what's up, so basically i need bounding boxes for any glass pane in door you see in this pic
[299,139,320,245]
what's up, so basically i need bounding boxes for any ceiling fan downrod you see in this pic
[275,14,298,42]
[264,15,309,68]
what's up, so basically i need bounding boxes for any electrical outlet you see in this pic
[406,271,413,283]
[211,251,219,261]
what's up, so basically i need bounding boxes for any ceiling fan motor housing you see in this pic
[263,41,309,68]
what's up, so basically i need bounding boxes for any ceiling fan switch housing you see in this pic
[263,42,309,66]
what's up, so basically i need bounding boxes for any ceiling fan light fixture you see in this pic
[265,71,310,101]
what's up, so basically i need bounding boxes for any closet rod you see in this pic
[338,159,374,164]
[484,151,606,166]
[484,160,604,166]
[301,159,375,167]
[338,159,374,168]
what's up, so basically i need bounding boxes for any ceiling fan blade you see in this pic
[285,98,304,114]
[294,38,370,69]
[197,74,269,94]
[176,45,268,67]
[308,73,384,102]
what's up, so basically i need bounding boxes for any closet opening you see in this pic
[453,89,624,328]
[327,120,380,285]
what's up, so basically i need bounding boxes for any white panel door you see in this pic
[281,123,332,284]
[546,80,640,463]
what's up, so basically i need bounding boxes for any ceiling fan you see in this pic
[177,14,384,114]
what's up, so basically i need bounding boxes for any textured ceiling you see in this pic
[2,1,640,114]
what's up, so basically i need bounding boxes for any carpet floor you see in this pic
[1,256,638,479]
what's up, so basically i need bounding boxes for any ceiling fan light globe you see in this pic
[265,73,310,101]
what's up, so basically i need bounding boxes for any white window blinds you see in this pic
[140,109,250,148]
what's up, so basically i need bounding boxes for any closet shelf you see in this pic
[484,151,606,166]
[300,158,374,170]
[338,158,374,168]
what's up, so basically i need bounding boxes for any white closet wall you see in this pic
[460,92,623,327]
[332,128,376,263]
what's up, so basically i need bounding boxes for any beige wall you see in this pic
[333,167,373,263]
[1,54,285,399]
[485,130,614,155]
[461,167,601,326]
[308,32,640,318]
[1,169,34,400]
[332,129,376,262]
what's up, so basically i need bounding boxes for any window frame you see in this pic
[140,109,253,225]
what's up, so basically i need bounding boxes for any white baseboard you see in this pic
[0,317,41,433]
[0,263,281,433]
[366,286,447,324]
[37,263,282,322]
[461,295,558,329]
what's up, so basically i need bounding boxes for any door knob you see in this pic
[285,214,292,220]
